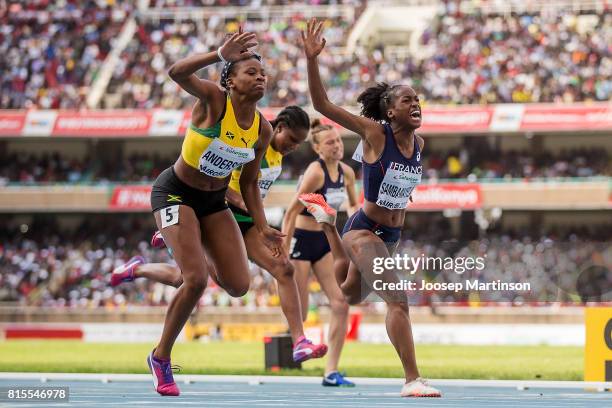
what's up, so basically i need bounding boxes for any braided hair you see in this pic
[309,119,334,144]
[219,53,263,90]
[270,106,310,132]
[356,82,402,123]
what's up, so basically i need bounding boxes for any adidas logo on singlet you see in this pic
[225,131,235,140]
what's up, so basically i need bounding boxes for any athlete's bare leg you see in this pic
[152,206,210,359]
[341,229,420,382]
[312,252,349,375]
[136,264,183,288]
[244,228,305,342]
[292,259,312,323]
[199,209,251,298]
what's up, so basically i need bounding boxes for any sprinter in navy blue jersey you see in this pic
[300,19,441,398]
[282,119,359,387]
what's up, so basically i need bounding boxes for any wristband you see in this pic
[217,47,227,63]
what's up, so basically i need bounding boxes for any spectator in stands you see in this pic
[0,145,609,184]
[2,2,609,108]
[1,214,609,307]
[0,0,133,109]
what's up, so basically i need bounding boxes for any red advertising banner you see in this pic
[1,103,610,138]
[109,185,152,210]
[521,104,612,131]
[420,106,494,133]
[53,111,151,137]
[0,112,26,136]
[408,183,482,210]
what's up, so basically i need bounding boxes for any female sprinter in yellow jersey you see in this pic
[112,107,328,364]
[120,29,283,396]
[281,120,359,387]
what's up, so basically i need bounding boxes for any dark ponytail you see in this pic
[270,105,310,131]
[357,82,398,122]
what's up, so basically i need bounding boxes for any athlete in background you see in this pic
[282,120,358,387]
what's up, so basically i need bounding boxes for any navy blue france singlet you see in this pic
[301,159,346,216]
[362,124,422,210]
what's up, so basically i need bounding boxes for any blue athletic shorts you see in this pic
[341,209,401,245]
[290,228,331,263]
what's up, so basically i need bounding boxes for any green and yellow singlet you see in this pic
[229,144,283,199]
[181,94,261,179]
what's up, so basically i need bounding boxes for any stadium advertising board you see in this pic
[109,185,152,210]
[0,112,26,136]
[1,103,611,137]
[522,105,612,132]
[408,184,482,210]
[585,307,612,381]
[53,111,151,137]
[421,106,493,133]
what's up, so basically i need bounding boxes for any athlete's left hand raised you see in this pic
[301,18,326,59]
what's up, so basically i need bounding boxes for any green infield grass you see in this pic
[0,341,583,381]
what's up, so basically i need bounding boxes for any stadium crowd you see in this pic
[106,8,611,109]
[0,215,290,309]
[0,0,133,109]
[423,146,610,180]
[414,6,612,104]
[2,1,609,109]
[1,214,609,308]
[0,150,180,185]
[103,13,355,109]
[1,146,608,185]
[149,0,361,6]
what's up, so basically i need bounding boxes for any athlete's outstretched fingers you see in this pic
[314,20,324,39]
[200,209,250,298]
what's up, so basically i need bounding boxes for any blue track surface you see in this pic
[1,379,610,408]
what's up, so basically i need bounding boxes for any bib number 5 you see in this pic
[161,205,179,229]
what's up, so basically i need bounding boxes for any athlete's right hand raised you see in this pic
[218,26,258,62]
[301,18,326,59]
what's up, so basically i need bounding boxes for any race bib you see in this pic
[160,205,179,229]
[258,166,282,199]
[352,141,363,163]
[376,168,421,210]
[325,187,346,211]
[199,138,255,178]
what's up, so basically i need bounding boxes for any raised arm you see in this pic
[301,19,381,140]
[240,118,285,255]
[168,28,258,101]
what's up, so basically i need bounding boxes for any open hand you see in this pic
[260,225,286,258]
[301,18,326,59]
[219,26,258,62]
